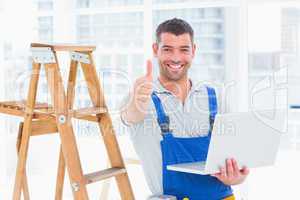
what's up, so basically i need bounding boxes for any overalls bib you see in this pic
[151,86,233,200]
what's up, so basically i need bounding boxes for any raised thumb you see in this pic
[146,59,153,79]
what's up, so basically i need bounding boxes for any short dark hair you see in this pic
[155,18,194,43]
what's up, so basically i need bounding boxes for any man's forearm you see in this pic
[121,102,146,125]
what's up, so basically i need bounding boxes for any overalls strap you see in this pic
[151,92,171,133]
[206,86,217,131]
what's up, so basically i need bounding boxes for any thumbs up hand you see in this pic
[133,59,153,112]
[121,60,154,124]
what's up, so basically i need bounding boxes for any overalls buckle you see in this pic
[157,116,171,133]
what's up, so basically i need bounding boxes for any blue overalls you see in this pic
[151,86,233,200]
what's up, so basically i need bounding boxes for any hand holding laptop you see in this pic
[167,110,285,177]
[211,158,249,186]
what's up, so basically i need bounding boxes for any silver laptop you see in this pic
[167,109,286,175]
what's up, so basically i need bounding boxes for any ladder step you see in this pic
[0,100,53,118]
[0,100,51,110]
[84,167,127,184]
[31,43,96,52]
[31,120,58,136]
[72,107,107,118]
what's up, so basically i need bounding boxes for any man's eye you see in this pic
[163,48,171,52]
[181,49,190,52]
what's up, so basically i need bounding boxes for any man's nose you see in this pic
[171,50,181,63]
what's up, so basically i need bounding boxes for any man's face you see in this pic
[153,32,196,81]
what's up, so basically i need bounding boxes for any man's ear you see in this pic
[192,43,196,58]
[152,43,158,57]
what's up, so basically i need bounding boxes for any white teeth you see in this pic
[169,64,182,69]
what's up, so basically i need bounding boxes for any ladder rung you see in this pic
[72,107,107,118]
[31,120,58,136]
[0,100,53,118]
[0,101,51,110]
[73,115,99,122]
[84,167,127,184]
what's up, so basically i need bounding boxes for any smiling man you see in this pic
[121,18,249,200]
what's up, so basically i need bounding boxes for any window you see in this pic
[37,0,53,11]
[77,15,93,43]
[77,0,143,8]
[247,3,300,199]
[38,16,53,42]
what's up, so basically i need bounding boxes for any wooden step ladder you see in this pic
[0,43,135,200]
